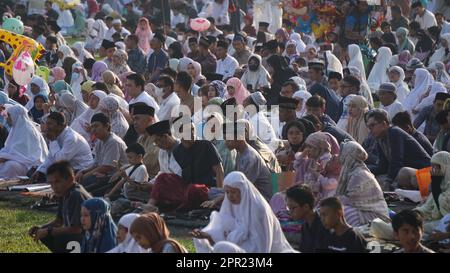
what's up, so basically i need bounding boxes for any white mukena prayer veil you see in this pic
[194,171,295,253]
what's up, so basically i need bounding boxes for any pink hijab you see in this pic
[91,61,108,82]
[135,17,153,55]
[51,67,66,83]
[225,78,250,105]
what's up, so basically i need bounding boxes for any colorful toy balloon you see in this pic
[190,18,211,32]
[1,16,24,35]
[12,51,35,86]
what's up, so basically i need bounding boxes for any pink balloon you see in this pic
[190,18,211,32]
[12,51,35,86]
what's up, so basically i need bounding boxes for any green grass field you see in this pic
[0,200,195,253]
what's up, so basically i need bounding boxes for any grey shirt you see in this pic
[236,144,273,200]
[94,133,128,168]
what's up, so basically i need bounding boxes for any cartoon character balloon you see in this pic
[1,16,24,35]
[0,29,45,79]
[12,51,35,86]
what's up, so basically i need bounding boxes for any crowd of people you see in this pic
[0,0,449,253]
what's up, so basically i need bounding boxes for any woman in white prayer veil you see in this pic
[414,82,447,113]
[428,33,450,65]
[71,41,94,63]
[70,62,88,102]
[0,105,48,178]
[25,76,50,111]
[403,68,434,116]
[107,213,146,253]
[193,171,295,253]
[71,90,108,142]
[428,61,450,89]
[347,66,374,107]
[347,44,366,80]
[325,50,343,77]
[98,96,129,138]
[289,33,306,53]
[367,47,392,93]
[388,66,410,104]
[56,91,89,125]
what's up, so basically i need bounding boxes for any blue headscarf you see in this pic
[81,198,117,253]
[28,94,48,124]
[210,80,226,98]
[51,80,73,95]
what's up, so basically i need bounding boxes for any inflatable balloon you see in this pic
[1,16,24,35]
[12,51,35,86]
[190,18,211,32]
[36,66,51,82]
[0,29,45,77]
[50,0,80,10]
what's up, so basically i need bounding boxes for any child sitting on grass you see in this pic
[105,143,151,219]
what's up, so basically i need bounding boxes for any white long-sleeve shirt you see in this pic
[157,92,180,121]
[129,91,160,119]
[37,127,94,173]
[415,10,437,30]
[216,55,239,80]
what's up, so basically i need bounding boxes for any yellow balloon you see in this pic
[0,29,45,77]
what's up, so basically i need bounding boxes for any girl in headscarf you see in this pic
[275,28,289,44]
[131,213,187,253]
[305,45,319,62]
[347,44,366,80]
[98,96,129,138]
[367,47,393,93]
[25,76,50,111]
[414,29,435,62]
[102,70,125,98]
[91,61,109,82]
[71,62,89,102]
[266,55,297,105]
[429,34,450,65]
[187,61,206,87]
[396,27,415,54]
[110,49,131,76]
[325,50,343,77]
[208,80,226,99]
[81,198,117,253]
[135,17,153,55]
[177,56,195,72]
[398,50,412,70]
[81,80,96,104]
[225,78,251,105]
[240,54,271,92]
[71,41,95,63]
[403,68,434,115]
[56,44,77,67]
[293,132,341,205]
[293,90,312,118]
[347,66,374,107]
[415,151,450,234]
[71,90,108,142]
[335,141,390,227]
[62,57,79,83]
[51,80,73,95]
[429,61,450,89]
[49,67,66,84]
[274,120,306,172]
[388,66,410,103]
[0,105,48,179]
[107,213,146,253]
[346,95,370,144]
[284,40,299,64]
[28,94,48,124]
[289,33,306,53]
[193,171,295,253]
[56,92,89,125]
